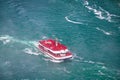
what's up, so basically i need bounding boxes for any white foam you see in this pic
[65,16,83,24]
[43,57,63,63]
[84,0,89,5]
[0,35,13,44]
[42,36,48,39]
[83,60,95,64]
[23,48,39,55]
[88,60,95,64]
[0,35,41,56]
[28,41,38,48]
[96,62,104,65]
[98,70,105,75]
[101,66,107,69]
[0,35,67,63]
[43,58,51,61]
[50,59,63,63]
[96,27,112,35]
[86,6,111,22]
[83,0,120,22]
[72,54,81,62]
[0,35,39,47]
[73,54,83,62]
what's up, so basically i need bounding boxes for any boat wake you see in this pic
[0,35,39,55]
[0,35,66,63]
[23,48,40,55]
[73,53,120,79]
[83,0,120,22]
[42,55,64,63]
[0,35,39,47]
[0,35,12,44]
[96,27,112,35]
[50,59,64,63]
[73,54,111,76]
[65,16,83,25]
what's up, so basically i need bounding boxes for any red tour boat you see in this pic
[38,39,73,62]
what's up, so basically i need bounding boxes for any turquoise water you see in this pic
[0,0,120,80]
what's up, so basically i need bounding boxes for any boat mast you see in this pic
[55,38,58,46]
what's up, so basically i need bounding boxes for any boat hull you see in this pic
[38,44,73,61]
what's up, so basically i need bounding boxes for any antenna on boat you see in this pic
[55,38,58,46]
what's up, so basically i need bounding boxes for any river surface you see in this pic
[0,0,120,80]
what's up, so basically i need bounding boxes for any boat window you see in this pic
[45,41,52,44]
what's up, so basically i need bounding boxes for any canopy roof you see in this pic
[39,39,67,51]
